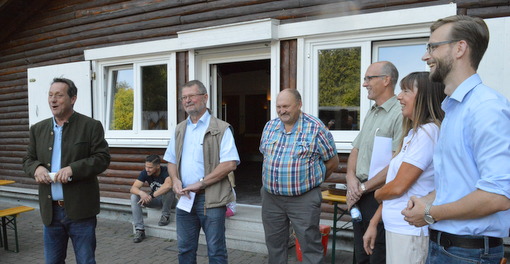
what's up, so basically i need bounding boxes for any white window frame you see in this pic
[303,38,371,149]
[94,54,177,147]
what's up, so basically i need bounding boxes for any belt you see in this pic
[429,229,502,249]
[52,200,65,207]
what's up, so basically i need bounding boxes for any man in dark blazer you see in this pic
[23,77,110,264]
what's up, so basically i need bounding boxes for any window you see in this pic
[98,55,176,146]
[108,66,134,130]
[304,39,428,152]
[140,64,168,130]
[318,47,361,131]
[373,39,428,95]
[303,39,370,151]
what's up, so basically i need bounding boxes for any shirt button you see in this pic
[50,132,54,135]
[49,147,52,151]
[47,195,51,199]
[47,163,51,167]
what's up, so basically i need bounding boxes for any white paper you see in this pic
[48,173,56,182]
[176,191,196,213]
[368,130,393,180]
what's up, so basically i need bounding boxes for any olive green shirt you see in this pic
[352,96,402,182]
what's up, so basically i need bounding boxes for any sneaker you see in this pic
[133,230,145,243]
[158,215,170,226]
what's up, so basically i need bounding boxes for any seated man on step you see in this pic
[130,154,175,243]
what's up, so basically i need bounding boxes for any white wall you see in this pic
[478,17,510,100]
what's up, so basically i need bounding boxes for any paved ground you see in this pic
[0,202,353,264]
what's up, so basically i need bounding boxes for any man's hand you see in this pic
[346,174,362,209]
[137,191,152,206]
[55,166,73,184]
[363,223,377,255]
[34,166,51,184]
[172,178,189,198]
[182,181,204,197]
[401,196,428,227]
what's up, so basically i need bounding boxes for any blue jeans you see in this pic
[130,192,175,230]
[176,193,227,264]
[427,233,504,264]
[44,205,97,264]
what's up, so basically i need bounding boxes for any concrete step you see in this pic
[142,204,355,254]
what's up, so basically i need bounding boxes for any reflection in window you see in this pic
[377,42,427,95]
[109,68,134,130]
[141,64,168,130]
[318,47,361,131]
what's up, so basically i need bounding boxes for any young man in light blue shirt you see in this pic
[402,15,510,264]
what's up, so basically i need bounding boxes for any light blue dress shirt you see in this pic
[431,74,510,237]
[164,111,240,187]
[51,118,64,200]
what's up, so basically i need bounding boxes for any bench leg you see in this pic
[1,216,8,251]
[1,215,20,253]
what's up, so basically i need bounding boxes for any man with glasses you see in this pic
[346,61,402,263]
[164,80,240,264]
[402,15,510,264]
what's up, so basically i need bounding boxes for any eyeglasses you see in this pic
[179,93,205,101]
[426,40,460,53]
[363,75,387,82]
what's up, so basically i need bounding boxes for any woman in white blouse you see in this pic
[363,72,445,264]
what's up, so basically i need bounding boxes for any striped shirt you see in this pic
[260,112,337,196]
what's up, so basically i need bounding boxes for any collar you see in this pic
[449,74,482,103]
[187,109,211,126]
[371,96,399,112]
[277,112,303,134]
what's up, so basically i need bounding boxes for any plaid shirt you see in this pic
[260,112,337,196]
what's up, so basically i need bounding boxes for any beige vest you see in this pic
[174,114,235,208]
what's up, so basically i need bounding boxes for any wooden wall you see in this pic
[1,0,509,211]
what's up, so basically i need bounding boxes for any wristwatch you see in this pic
[359,183,366,193]
[424,203,436,225]
[200,177,207,189]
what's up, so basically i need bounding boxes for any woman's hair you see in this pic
[397,72,446,152]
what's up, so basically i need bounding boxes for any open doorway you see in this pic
[213,59,270,205]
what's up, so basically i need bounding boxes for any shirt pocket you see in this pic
[261,138,278,157]
[293,141,312,159]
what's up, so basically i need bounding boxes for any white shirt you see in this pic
[382,123,439,236]
[164,111,240,187]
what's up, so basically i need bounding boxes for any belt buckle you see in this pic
[56,200,64,207]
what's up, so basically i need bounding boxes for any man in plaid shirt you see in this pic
[260,88,339,264]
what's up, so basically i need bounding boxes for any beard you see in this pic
[430,55,453,83]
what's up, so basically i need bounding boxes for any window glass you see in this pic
[318,47,361,131]
[376,41,427,95]
[141,64,168,130]
[109,68,134,130]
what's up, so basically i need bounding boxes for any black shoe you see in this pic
[158,215,170,226]
[133,230,145,243]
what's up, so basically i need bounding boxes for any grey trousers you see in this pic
[130,191,175,231]
[261,187,324,264]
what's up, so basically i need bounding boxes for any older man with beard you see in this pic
[164,80,240,264]
[402,15,510,264]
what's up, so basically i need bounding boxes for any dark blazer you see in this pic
[23,112,111,226]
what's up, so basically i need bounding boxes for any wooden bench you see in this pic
[0,206,35,252]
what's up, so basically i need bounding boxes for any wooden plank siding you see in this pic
[1,0,510,220]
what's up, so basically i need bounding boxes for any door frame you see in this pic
[192,43,275,119]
